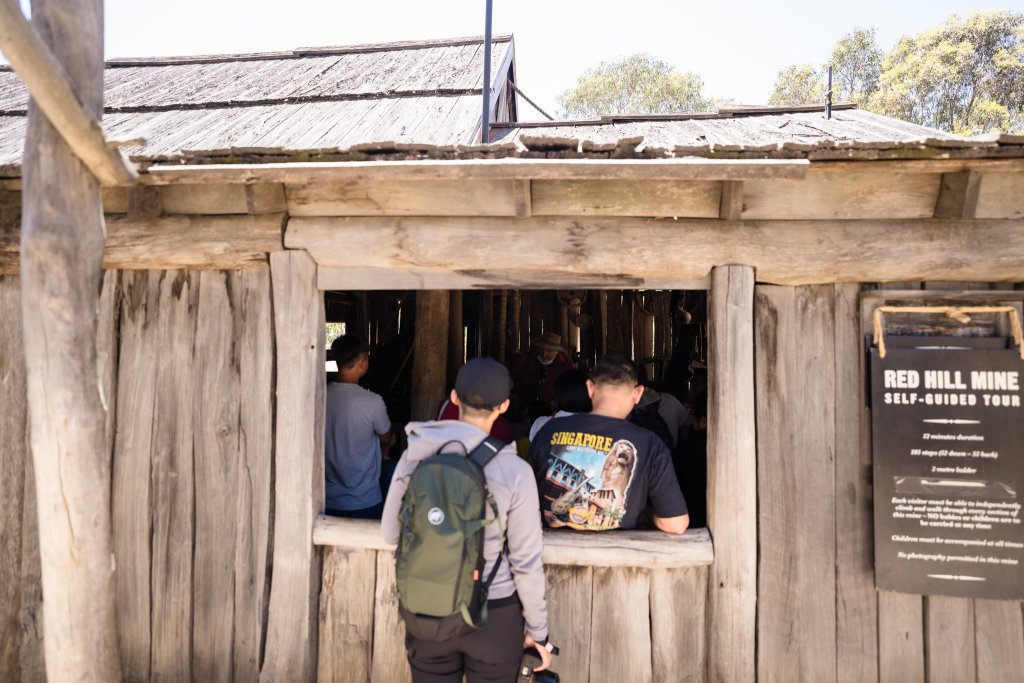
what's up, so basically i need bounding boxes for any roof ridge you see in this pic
[97,34,513,67]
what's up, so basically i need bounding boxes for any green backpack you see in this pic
[395,436,506,641]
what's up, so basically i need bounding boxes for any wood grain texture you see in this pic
[834,282,879,683]
[191,271,242,682]
[744,170,940,219]
[513,178,532,218]
[144,158,812,185]
[261,250,324,683]
[589,568,651,683]
[974,599,1024,683]
[370,551,411,683]
[232,267,275,682]
[317,547,376,683]
[19,452,44,683]
[288,216,1024,287]
[651,566,708,683]
[313,516,714,567]
[148,270,197,682]
[286,179,517,216]
[975,172,1024,219]
[706,265,757,683]
[877,590,925,683]
[531,179,720,217]
[755,285,837,683]
[113,270,159,682]
[719,180,743,220]
[925,597,975,683]
[410,290,448,421]
[0,277,27,680]
[545,565,593,683]
[160,183,249,214]
[933,170,981,219]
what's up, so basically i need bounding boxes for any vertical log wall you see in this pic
[754,282,1024,683]
[1,269,278,682]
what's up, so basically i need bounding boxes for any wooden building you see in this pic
[1,30,1024,683]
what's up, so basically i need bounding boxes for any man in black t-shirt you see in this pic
[528,355,689,534]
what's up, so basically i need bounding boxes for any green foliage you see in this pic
[828,26,883,106]
[767,64,826,106]
[557,54,713,117]
[867,11,1024,135]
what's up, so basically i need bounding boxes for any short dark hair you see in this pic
[330,334,369,370]
[554,370,592,413]
[590,355,639,387]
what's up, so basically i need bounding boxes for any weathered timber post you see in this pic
[411,291,449,420]
[706,265,756,682]
[448,290,463,387]
[17,0,123,679]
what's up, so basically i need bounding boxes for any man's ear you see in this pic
[586,379,596,399]
[497,398,511,415]
[450,389,460,406]
[632,384,644,404]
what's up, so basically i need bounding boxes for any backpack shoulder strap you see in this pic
[467,436,506,470]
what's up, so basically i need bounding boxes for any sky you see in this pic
[12,0,1024,121]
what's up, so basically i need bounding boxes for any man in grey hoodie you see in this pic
[381,358,551,683]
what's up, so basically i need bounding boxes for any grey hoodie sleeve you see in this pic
[503,459,549,641]
[380,452,415,545]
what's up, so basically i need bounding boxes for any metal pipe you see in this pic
[482,0,493,142]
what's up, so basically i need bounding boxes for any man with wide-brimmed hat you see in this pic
[509,331,574,422]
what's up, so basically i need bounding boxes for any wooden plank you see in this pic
[744,170,941,219]
[513,178,532,218]
[112,271,159,682]
[289,216,1024,288]
[706,265,757,683]
[127,186,163,219]
[148,270,197,682]
[589,568,651,683]
[975,171,1024,219]
[0,277,26,681]
[231,267,275,682]
[246,183,288,214]
[370,551,411,683]
[755,285,837,683]
[261,250,324,683]
[545,565,593,683]
[144,158,813,185]
[103,186,129,213]
[974,599,1024,682]
[933,170,981,219]
[0,214,284,274]
[313,516,714,567]
[317,547,376,683]
[531,179,720,217]
[19,452,44,683]
[191,270,241,682]
[719,180,743,220]
[650,566,708,683]
[286,179,517,216]
[410,290,448,421]
[925,597,975,683]
[161,183,249,214]
[834,282,879,683]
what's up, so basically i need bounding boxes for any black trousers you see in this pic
[405,597,524,683]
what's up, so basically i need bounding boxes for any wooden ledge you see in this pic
[142,158,810,185]
[313,515,714,568]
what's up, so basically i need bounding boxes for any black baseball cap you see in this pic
[455,358,513,410]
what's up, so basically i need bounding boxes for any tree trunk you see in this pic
[19,0,122,680]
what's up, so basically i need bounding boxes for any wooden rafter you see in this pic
[0,0,136,186]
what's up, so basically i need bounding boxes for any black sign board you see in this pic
[871,338,1024,599]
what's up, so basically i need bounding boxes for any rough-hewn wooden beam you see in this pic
[720,180,744,220]
[1,214,285,274]
[17,0,122,678]
[261,250,323,683]
[0,1,136,186]
[410,291,448,421]
[289,216,1024,287]
[512,178,532,218]
[934,170,982,218]
[312,516,714,568]
[143,158,811,184]
[706,265,756,683]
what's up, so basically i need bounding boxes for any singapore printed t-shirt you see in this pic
[527,413,687,531]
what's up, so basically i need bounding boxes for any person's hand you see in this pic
[523,634,552,671]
